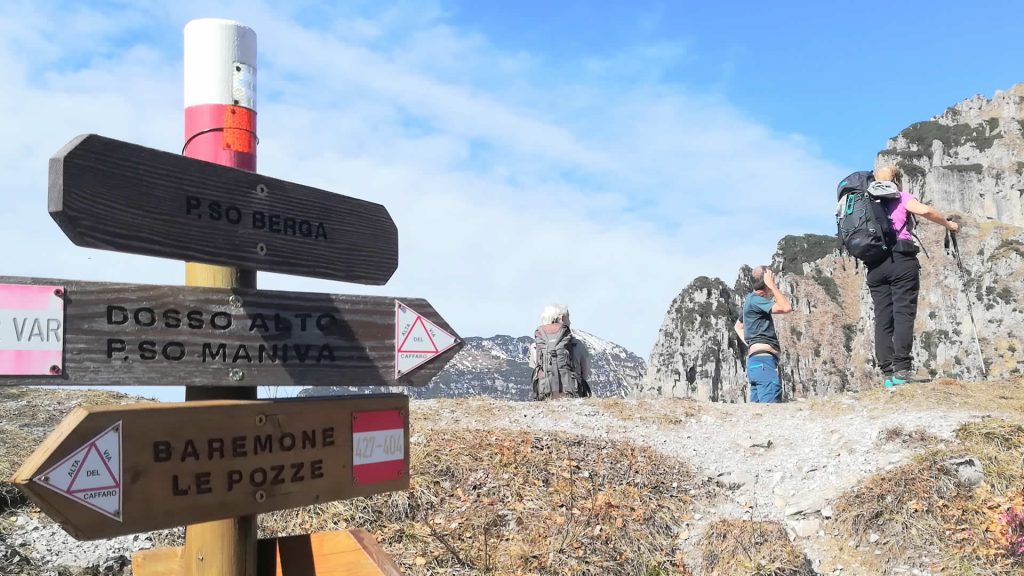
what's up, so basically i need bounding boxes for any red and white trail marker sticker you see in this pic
[352,410,406,485]
[394,301,458,378]
[34,422,122,521]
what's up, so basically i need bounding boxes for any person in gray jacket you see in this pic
[528,304,591,399]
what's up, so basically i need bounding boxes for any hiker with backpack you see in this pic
[528,304,592,399]
[734,266,793,403]
[836,165,960,387]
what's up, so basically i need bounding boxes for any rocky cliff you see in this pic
[640,86,1024,401]
[303,329,646,400]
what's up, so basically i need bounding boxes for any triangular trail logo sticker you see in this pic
[395,301,458,379]
[34,421,122,522]
[397,316,440,354]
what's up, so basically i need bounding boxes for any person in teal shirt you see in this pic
[734,266,793,402]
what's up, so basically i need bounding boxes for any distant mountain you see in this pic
[300,329,646,400]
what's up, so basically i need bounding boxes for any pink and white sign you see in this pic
[0,284,65,375]
[394,301,458,379]
[34,421,122,521]
[352,409,406,485]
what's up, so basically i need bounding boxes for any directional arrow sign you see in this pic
[0,277,462,387]
[49,134,398,285]
[12,395,409,540]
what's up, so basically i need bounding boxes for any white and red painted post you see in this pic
[182,18,258,576]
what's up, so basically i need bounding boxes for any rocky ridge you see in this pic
[640,86,1024,401]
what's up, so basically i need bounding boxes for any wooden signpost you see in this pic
[0,277,460,387]
[49,134,399,285]
[12,395,409,540]
[8,16,456,576]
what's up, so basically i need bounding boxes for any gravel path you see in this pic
[414,393,996,574]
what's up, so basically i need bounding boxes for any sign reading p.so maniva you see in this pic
[0,277,461,387]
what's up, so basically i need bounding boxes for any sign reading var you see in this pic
[0,284,64,375]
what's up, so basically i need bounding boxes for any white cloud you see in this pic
[0,2,847,403]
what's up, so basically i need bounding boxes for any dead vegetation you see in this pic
[860,378,1024,417]
[599,398,700,427]
[698,520,813,576]
[831,417,1024,574]
[411,397,509,427]
[262,430,705,575]
[877,425,940,448]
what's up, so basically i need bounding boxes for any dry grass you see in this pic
[831,417,1024,574]
[413,398,509,426]
[859,378,1024,418]
[877,425,940,448]
[698,520,812,576]
[952,419,1024,493]
[262,429,704,575]
[832,460,963,554]
[599,398,700,427]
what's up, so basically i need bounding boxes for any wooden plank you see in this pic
[263,530,403,576]
[132,547,182,576]
[0,276,462,387]
[134,530,403,576]
[12,395,410,540]
[49,134,398,285]
[348,529,404,576]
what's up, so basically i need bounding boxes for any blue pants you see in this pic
[747,355,781,403]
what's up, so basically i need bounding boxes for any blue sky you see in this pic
[1,1,1019,400]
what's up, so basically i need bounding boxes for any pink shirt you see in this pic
[888,191,915,241]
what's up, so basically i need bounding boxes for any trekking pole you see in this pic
[944,227,987,377]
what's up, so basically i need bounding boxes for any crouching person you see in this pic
[529,304,592,399]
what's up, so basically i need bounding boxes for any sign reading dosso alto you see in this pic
[0,277,461,387]
[12,395,409,540]
[49,134,398,285]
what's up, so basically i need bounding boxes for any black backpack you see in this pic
[835,171,898,265]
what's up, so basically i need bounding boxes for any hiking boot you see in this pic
[890,370,913,385]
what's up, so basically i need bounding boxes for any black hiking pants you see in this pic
[866,252,920,374]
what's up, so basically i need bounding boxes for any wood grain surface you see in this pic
[49,134,398,285]
[13,396,410,540]
[0,276,462,387]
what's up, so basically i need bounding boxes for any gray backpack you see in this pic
[533,324,580,399]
